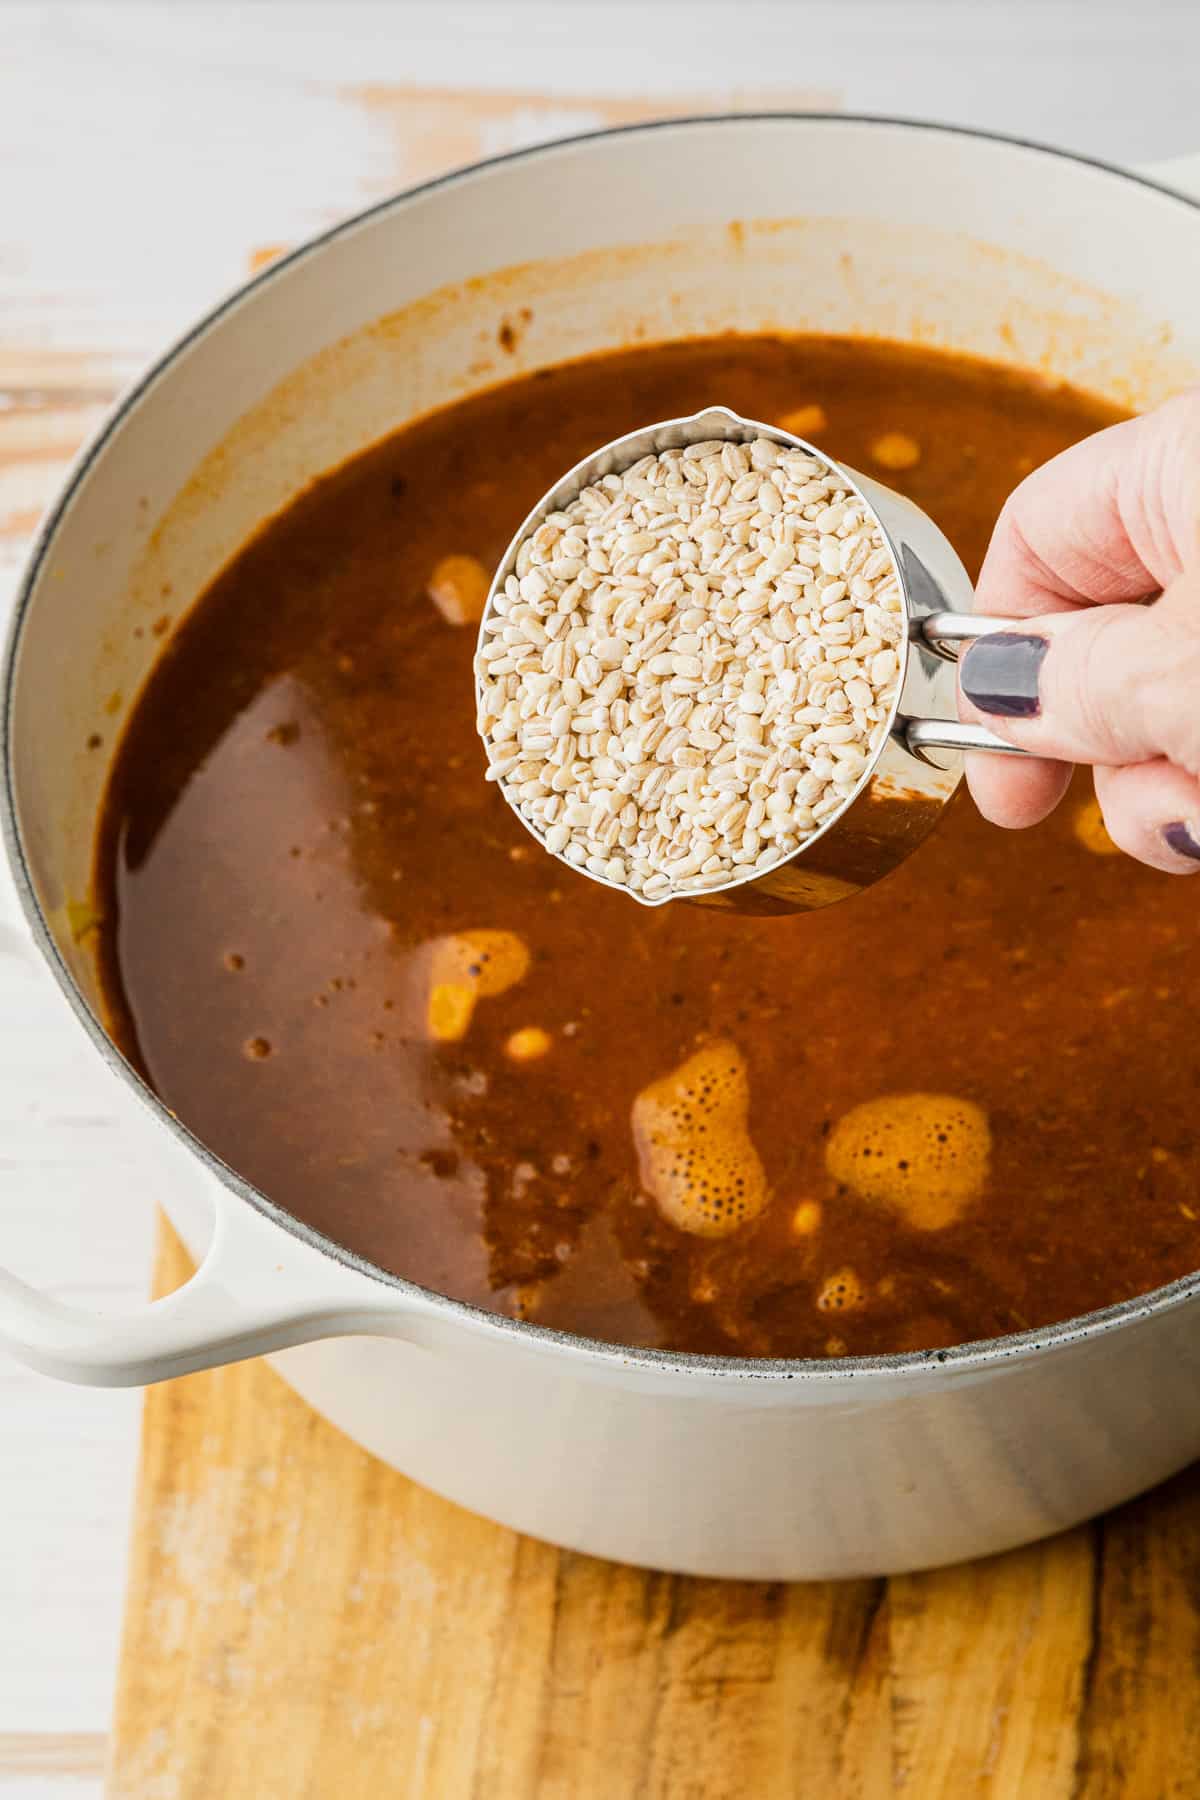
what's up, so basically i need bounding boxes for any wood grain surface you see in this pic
[103,1227,1200,1800]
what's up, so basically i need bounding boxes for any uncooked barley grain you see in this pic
[475,436,904,899]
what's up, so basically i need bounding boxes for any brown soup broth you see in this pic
[93,336,1200,1358]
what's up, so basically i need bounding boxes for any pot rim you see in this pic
[4,110,1200,1386]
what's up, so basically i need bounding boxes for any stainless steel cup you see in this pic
[479,405,1024,914]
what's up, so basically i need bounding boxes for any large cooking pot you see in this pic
[4,118,1200,1580]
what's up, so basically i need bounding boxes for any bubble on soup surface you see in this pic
[776,403,828,438]
[791,1200,822,1237]
[631,1040,769,1238]
[505,1025,552,1062]
[816,1267,867,1312]
[425,929,531,1042]
[427,553,490,626]
[869,430,921,471]
[428,982,475,1043]
[1073,795,1121,856]
[825,1092,991,1231]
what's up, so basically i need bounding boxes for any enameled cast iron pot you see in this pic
[4,118,1200,1580]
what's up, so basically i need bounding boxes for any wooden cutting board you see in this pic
[105,1223,1200,1799]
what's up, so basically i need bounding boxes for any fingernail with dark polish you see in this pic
[1163,821,1200,862]
[960,632,1049,719]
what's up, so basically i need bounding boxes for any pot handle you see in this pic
[0,1185,412,1388]
[0,927,414,1388]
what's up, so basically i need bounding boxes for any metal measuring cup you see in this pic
[477,405,1024,915]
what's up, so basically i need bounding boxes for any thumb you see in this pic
[959,579,1200,774]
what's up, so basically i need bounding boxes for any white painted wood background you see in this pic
[3,2,1199,1792]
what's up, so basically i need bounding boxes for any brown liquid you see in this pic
[94,336,1200,1358]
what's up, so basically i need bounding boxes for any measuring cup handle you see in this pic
[906,613,1034,759]
[904,718,1031,760]
[916,611,1019,662]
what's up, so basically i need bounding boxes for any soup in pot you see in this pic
[92,335,1200,1358]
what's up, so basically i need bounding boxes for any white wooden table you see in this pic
[3,3,1199,1792]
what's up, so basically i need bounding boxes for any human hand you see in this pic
[958,390,1200,872]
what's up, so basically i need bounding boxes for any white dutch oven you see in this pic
[3,118,1200,1580]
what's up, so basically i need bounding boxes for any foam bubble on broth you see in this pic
[1073,795,1122,856]
[426,929,531,1042]
[825,1093,991,1231]
[631,1041,769,1238]
[815,1267,868,1312]
[427,553,490,627]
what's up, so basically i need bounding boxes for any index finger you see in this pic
[974,399,1197,620]
[963,400,1192,828]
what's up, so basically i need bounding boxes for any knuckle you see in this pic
[1058,609,1129,755]
[1174,653,1200,777]
[1146,607,1200,774]
[1053,604,1200,771]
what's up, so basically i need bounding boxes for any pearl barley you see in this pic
[476,437,903,898]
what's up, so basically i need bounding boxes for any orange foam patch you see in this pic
[815,1267,867,1312]
[776,403,828,438]
[631,1041,769,1238]
[505,1026,552,1062]
[1073,795,1121,855]
[426,929,531,1041]
[792,1200,822,1237]
[869,430,922,471]
[428,553,490,626]
[825,1092,991,1231]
